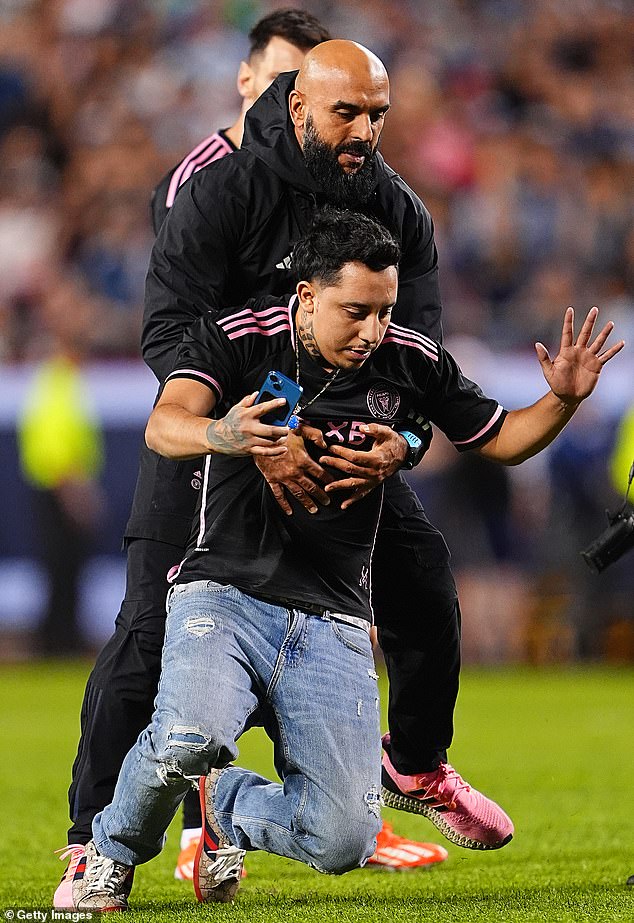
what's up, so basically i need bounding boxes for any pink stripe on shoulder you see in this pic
[226,321,291,341]
[219,304,290,332]
[388,321,438,352]
[382,334,439,362]
[166,368,223,400]
[165,132,232,207]
[453,404,504,446]
[176,139,230,189]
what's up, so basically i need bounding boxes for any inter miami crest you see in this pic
[367,386,400,420]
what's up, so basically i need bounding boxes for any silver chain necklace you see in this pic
[294,326,340,414]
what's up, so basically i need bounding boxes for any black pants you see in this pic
[372,475,460,776]
[67,473,460,843]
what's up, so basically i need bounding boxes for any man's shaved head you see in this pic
[295,40,388,97]
[289,41,390,206]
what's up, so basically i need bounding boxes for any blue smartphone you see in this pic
[255,370,303,426]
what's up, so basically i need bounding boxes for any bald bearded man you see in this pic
[141,39,513,855]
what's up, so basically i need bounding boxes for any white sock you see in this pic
[180,827,202,850]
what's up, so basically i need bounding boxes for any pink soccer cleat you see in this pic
[381,734,514,850]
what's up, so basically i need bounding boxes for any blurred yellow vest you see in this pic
[18,357,103,489]
[610,406,634,497]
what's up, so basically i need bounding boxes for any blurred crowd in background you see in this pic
[0,0,632,661]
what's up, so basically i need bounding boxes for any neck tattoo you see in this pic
[295,317,340,414]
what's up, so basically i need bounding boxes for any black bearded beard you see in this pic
[302,113,376,206]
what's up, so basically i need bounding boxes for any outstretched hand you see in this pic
[535,307,624,406]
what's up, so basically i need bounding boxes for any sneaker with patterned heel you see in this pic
[381,734,514,851]
[53,840,134,911]
[175,827,246,882]
[366,822,448,869]
[194,769,246,903]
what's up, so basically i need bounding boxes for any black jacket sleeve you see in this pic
[377,172,443,342]
[142,163,245,384]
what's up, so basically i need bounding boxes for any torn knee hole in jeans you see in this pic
[186,616,216,637]
[155,725,211,785]
[156,759,201,787]
[168,725,210,750]
[364,786,381,818]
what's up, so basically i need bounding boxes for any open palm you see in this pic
[535,307,624,404]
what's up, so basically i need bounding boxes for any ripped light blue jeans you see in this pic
[93,580,382,875]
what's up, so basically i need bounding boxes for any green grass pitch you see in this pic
[0,662,632,922]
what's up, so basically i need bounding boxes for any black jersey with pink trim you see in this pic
[151,129,237,233]
[166,295,506,622]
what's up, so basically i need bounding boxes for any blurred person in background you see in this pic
[604,404,634,658]
[610,405,634,498]
[17,273,105,655]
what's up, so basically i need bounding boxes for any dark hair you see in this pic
[292,208,401,286]
[248,9,331,59]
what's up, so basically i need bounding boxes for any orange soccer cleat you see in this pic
[366,821,449,869]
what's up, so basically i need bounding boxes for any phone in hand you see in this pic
[255,370,303,426]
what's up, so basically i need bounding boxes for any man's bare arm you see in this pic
[477,307,624,465]
[146,379,289,460]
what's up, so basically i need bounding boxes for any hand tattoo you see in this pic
[206,410,249,454]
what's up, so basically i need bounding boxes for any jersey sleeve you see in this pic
[143,161,246,384]
[150,133,236,235]
[415,344,507,451]
[165,315,241,408]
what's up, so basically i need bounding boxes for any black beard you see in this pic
[302,114,376,206]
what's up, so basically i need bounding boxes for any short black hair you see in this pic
[248,9,331,59]
[292,208,401,287]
